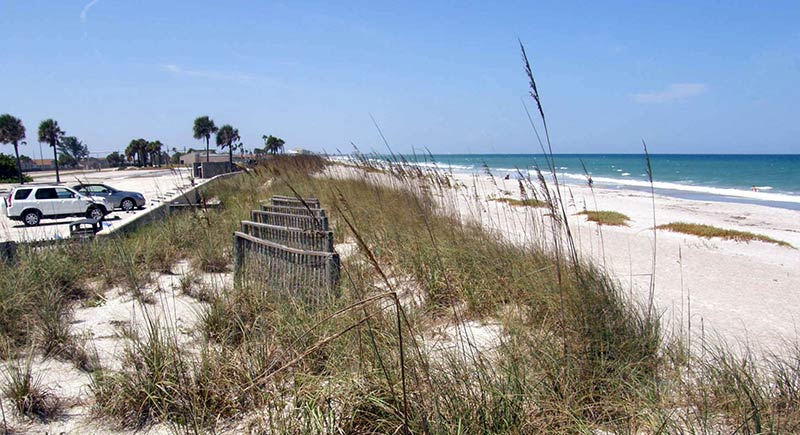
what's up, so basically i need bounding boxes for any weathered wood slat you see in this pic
[250,210,329,231]
[259,204,327,218]
[233,231,340,301]
[240,220,334,252]
[270,195,321,209]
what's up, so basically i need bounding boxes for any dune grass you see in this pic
[577,210,630,226]
[657,222,792,247]
[2,156,799,433]
[2,353,63,422]
[491,196,548,208]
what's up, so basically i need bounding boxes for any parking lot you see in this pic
[0,167,199,243]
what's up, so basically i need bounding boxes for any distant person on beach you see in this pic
[587,176,593,187]
[751,185,759,192]
[504,174,510,180]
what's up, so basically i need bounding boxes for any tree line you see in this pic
[0,112,289,184]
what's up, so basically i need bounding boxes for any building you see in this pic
[20,159,55,171]
[179,152,229,165]
[287,148,313,155]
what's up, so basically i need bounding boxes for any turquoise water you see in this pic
[391,154,800,210]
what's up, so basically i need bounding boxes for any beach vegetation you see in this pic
[657,222,792,247]
[3,352,63,421]
[577,210,630,226]
[491,196,548,207]
[0,155,798,433]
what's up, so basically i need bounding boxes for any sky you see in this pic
[1,1,799,157]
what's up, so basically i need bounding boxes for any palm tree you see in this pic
[193,116,218,163]
[0,114,27,184]
[38,119,64,183]
[124,140,138,166]
[216,125,240,167]
[263,135,285,155]
[125,138,149,166]
[148,140,163,167]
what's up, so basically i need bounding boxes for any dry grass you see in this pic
[491,196,548,208]
[2,354,63,422]
[657,222,792,247]
[577,210,630,226]
[2,155,799,434]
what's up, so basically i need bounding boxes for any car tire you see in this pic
[121,198,135,212]
[22,210,41,227]
[87,206,106,221]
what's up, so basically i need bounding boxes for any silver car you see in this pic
[73,183,146,211]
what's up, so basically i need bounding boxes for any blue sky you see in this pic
[1,1,799,156]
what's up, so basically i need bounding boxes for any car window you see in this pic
[14,189,32,200]
[35,188,57,199]
[93,186,111,193]
[55,188,76,199]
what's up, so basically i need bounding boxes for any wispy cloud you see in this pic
[80,0,101,23]
[631,83,707,103]
[161,64,278,87]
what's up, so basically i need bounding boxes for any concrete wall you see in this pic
[200,161,235,178]
[180,152,229,165]
[102,171,241,236]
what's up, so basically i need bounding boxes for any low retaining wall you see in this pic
[101,171,241,236]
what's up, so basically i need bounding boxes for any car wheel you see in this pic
[22,210,41,227]
[87,206,106,221]
[121,198,135,211]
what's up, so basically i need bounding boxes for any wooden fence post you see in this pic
[233,233,245,283]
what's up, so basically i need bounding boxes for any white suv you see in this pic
[4,185,113,227]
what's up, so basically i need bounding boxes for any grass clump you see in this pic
[657,222,792,247]
[491,196,548,207]
[2,354,63,422]
[577,210,630,226]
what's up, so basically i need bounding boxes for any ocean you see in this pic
[391,154,800,211]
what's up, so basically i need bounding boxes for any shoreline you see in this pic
[330,156,800,210]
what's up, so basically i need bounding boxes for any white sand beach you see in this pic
[447,172,800,353]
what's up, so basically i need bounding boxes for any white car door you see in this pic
[32,187,57,216]
[54,187,88,215]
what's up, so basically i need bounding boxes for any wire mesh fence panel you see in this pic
[240,220,334,252]
[233,232,340,303]
[250,210,329,231]
[259,204,327,218]
[270,196,321,209]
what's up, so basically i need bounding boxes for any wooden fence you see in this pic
[234,196,339,302]
[259,204,327,218]
[233,231,340,302]
[240,220,334,252]
[270,195,321,209]
[250,210,329,231]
